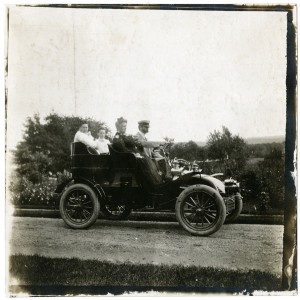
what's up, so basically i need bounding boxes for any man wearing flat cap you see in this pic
[135,120,163,158]
[135,120,172,181]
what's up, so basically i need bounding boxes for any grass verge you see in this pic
[9,254,282,295]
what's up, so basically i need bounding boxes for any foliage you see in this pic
[9,170,72,207]
[206,126,248,170]
[170,141,206,161]
[247,142,284,158]
[169,127,248,178]
[13,113,108,183]
[240,147,284,212]
[259,150,284,209]
[10,176,57,207]
[12,144,53,183]
[169,127,248,177]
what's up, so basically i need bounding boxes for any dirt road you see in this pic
[8,217,284,276]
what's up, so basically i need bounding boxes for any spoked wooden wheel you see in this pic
[59,183,100,229]
[176,185,226,236]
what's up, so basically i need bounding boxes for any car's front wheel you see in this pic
[59,183,100,229]
[176,185,226,236]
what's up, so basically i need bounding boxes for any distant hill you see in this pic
[244,136,285,144]
[194,135,285,147]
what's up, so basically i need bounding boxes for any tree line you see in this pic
[170,127,284,163]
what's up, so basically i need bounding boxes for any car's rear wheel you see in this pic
[59,183,100,229]
[225,193,243,223]
[176,185,226,236]
[100,203,131,220]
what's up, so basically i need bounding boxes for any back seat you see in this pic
[71,142,111,172]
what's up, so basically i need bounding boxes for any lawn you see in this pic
[9,254,282,295]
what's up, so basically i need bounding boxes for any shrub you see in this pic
[9,171,71,208]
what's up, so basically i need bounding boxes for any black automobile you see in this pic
[54,142,242,236]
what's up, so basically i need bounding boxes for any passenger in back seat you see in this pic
[74,123,97,149]
[112,117,139,154]
[95,126,110,154]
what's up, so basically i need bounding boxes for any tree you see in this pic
[247,142,284,158]
[169,141,206,161]
[260,147,284,209]
[13,113,108,183]
[206,126,248,172]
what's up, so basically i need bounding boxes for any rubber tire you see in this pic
[59,183,100,229]
[225,193,243,223]
[100,204,131,220]
[175,185,226,236]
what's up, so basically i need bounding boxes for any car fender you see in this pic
[192,174,225,194]
[55,177,105,200]
[73,177,106,199]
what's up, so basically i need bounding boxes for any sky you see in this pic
[6,6,287,149]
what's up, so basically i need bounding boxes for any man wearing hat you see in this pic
[136,120,172,181]
[135,120,163,158]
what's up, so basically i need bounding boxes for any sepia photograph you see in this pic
[5,2,297,296]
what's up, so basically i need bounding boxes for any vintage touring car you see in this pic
[54,142,243,236]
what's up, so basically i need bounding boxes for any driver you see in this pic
[74,123,97,149]
[135,120,172,180]
[135,120,164,158]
